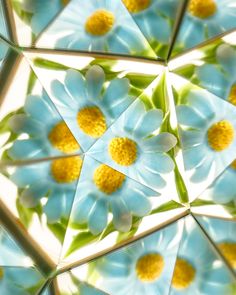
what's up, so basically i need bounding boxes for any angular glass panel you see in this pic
[171,0,236,57]
[0,55,81,163]
[24,50,162,151]
[36,0,156,58]
[0,155,82,267]
[196,216,236,272]
[170,73,236,201]
[63,219,184,295]
[170,31,236,104]
[169,215,236,294]
[121,0,185,59]
[9,0,71,46]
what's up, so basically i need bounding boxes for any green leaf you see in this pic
[174,161,189,204]
[16,198,34,228]
[47,222,66,243]
[174,64,196,80]
[33,58,71,70]
[151,200,183,215]
[0,108,24,134]
[27,71,37,94]
[116,227,139,243]
[190,199,215,207]
[65,232,99,257]
[125,73,156,90]
[152,73,167,113]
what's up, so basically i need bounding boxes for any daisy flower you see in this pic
[122,0,178,51]
[70,156,155,235]
[197,217,236,270]
[37,0,153,56]
[8,91,82,224]
[88,99,177,191]
[0,267,44,295]
[95,222,181,295]
[19,0,69,35]
[170,216,235,294]
[8,91,80,160]
[50,65,132,151]
[177,88,236,182]
[10,155,82,224]
[196,44,236,105]
[175,0,236,51]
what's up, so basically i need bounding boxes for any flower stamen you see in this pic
[207,120,234,152]
[172,258,195,289]
[85,10,115,36]
[136,253,164,282]
[93,164,125,194]
[188,0,217,19]
[109,137,137,166]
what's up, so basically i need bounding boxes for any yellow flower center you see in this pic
[122,0,151,13]
[172,258,196,289]
[61,0,70,5]
[231,159,236,169]
[0,267,3,280]
[51,156,82,183]
[218,242,236,269]
[188,0,217,19]
[77,106,106,138]
[48,121,80,154]
[85,9,115,36]
[109,137,137,166]
[93,164,125,194]
[207,120,234,152]
[228,84,236,106]
[136,253,164,282]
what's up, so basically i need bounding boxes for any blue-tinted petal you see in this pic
[10,165,44,187]
[71,193,96,224]
[85,65,105,99]
[142,133,177,152]
[8,115,43,135]
[177,105,207,129]
[64,69,86,102]
[111,198,132,232]
[143,153,175,174]
[88,199,108,235]
[44,191,64,223]
[25,94,57,122]
[103,78,130,107]
[123,190,151,216]
[134,109,163,138]
[183,145,207,170]
[196,65,228,98]
[8,139,45,160]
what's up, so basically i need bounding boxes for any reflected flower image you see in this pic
[8,91,80,159]
[71,156,155,235]
[89,100,177,190]
[177,89,236,182]
[196,44,236,104]
[95,222,181,295]
[197,217,236,270]
[10,155,82,224]
[170,218,234,294]
[176,0,236,50]
[50,65,132,151]
[42,0,152,55]
[122,0,177,51]
[19,0,69,34]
